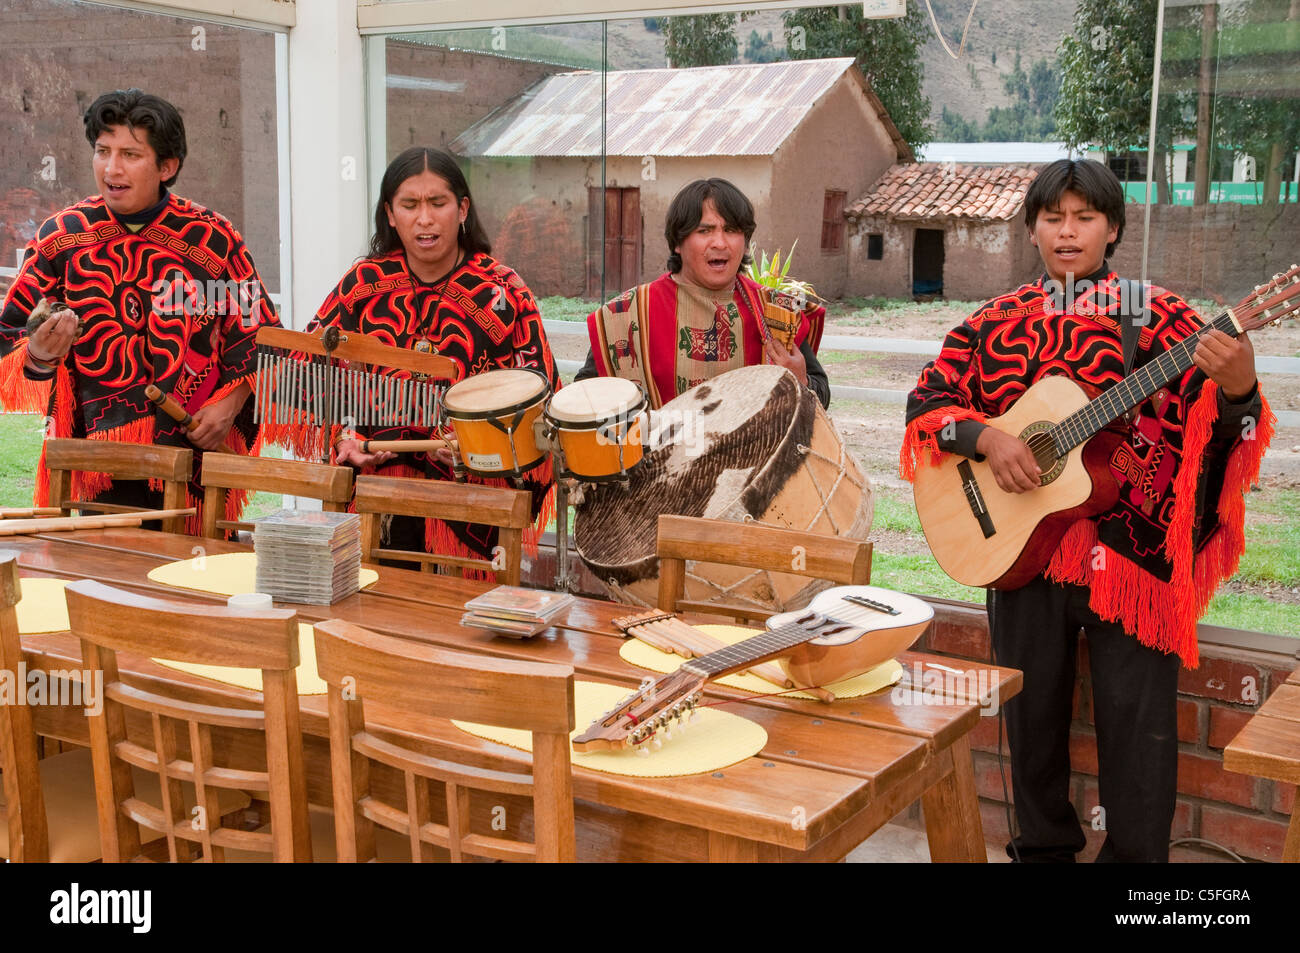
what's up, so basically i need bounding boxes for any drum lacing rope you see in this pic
[795,441,864,536]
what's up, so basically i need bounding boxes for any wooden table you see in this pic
[1224,664,1300,862]
[5,528,1020,862]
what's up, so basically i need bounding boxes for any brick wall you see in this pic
[0,0,280,289]
[1110,203,1300,305]
[900,601,1299,862]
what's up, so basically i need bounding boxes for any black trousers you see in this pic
[988,577,1181,862]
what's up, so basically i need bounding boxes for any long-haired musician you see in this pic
[281,147,559,567]
[574,178,830,410]
[901,159,1269,862]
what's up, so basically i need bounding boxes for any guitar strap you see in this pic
[1121,278,1146,377]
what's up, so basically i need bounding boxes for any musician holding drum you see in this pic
[900,159,1269,862]
[287,147,560,568]
[574,178,830,410]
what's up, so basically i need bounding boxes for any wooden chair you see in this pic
[64,579,311,862]
[655,515,873,623]
[44,437,193,534]
[0,550,95,862]
[353,475,531,585]
[314,618,576,862]
[199,454,354,538]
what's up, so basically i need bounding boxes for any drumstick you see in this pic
[0,508,196,536]
[358,438,457,454]
[144,385,237,454]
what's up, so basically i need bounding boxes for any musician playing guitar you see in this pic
[900,159,1271,862]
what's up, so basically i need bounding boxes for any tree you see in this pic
[782,5,933,153]
[663,14,750,68]
[1055,0,1161,157]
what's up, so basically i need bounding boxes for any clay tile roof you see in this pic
[845,163,1040,222]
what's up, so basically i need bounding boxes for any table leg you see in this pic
[708,831,781,862]
[921,734,987,862]
[1285,802,1299,863]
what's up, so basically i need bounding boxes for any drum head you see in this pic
[575,365,801,582]
[444,368,549,418]
[547,377,645,425]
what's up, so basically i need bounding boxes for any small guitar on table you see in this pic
[913,266,1300,590]
[573,585,933,753]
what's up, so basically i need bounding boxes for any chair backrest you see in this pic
[655,514,873,621]
[44,438,193,534]
[199,454,354,538]
[353,475,531,585]
[313,618,575,862]
[64,580,312,862]
[0,551,50,861]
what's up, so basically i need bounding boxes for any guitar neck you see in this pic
[1052,309,1238,454]
[684,620,818,680]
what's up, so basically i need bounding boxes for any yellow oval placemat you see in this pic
[146,551,378,598]
[16,577,72,634]
[454,680,767,779]
[619,623,903,699]
[153,622,326,695]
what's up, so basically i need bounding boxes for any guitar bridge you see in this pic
[958,460,996,539]
[843,594,901,615]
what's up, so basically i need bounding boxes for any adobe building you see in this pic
[450,58,911,299]
[843,162,1042,301]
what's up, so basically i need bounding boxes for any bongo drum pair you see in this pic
[442,369,647,481]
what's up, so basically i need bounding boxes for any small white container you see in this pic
[227,592,274,610]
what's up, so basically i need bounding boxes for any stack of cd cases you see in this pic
[252,509,363,605]
[461,586,574,638]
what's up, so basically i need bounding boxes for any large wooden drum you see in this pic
[574,365,874,614]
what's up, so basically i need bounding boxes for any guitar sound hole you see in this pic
[1021,428,1066,484]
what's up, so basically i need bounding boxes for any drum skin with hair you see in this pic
[574,365,874,614]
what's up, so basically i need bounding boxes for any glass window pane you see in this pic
[0,0,282,297]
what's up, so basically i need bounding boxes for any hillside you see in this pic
[603,2,1081,131]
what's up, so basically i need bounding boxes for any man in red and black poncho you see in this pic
[901,159,1271,862]
[0,88,278,530]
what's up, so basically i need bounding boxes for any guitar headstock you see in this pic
[1231,264,1300,333]
[571,668,706,753]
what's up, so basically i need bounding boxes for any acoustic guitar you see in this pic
[572,585,933,752]
[913,266,1300,590]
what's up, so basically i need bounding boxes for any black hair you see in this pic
[664,178,755,273]
[1025,158,1126,257]
[369,147,491,259]
[83,89,187,187]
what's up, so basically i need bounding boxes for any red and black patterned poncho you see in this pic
[901,272,1273,666]
[265,249,559,562]
[0,193,279,528]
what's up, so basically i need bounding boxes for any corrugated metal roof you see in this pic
[451,58,859,158]
[846,163,1041,222]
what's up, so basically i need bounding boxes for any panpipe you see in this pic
[0,508,196,537]
[253,326,457,430]
[612,609,796,691]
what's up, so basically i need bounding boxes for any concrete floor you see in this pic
[846,821,1010,863]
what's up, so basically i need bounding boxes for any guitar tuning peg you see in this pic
[661,727,672,741]
[651,736,663,750]
[637,746,651,757]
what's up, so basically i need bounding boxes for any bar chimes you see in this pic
[252,326,457,436]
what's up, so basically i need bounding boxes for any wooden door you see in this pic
[587,186,642,298]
